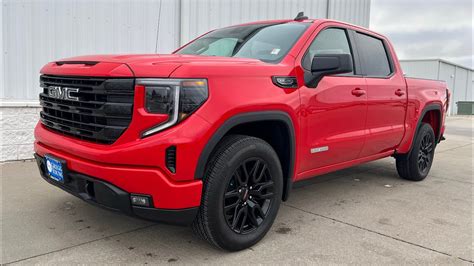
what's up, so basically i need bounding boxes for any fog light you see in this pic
[130,195,151,207]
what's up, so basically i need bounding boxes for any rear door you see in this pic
[354,32,407,157]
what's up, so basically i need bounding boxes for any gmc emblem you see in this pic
[48,86,79,101]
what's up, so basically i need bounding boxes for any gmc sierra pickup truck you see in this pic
[34,14,448,251]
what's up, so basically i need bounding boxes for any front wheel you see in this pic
[396,123,436,181]
[192,135,283,251]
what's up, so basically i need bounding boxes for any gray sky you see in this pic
[370,0,473,68]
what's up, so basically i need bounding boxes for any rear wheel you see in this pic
[396,123,436,181]
[192,135,283,251]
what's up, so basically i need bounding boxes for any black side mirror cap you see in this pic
[304,53,353,88]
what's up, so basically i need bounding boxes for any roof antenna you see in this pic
[154,0,163,53]
[294,11,308,21]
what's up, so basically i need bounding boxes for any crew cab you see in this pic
[34,14,448,251]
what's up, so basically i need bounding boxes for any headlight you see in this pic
[137,78,208,137]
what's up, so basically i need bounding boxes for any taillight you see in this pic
[444,88,450,113]
[137,79,208,137]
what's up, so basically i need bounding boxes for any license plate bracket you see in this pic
[44,154,68,183]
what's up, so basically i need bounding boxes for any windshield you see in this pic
[175,23,310,63]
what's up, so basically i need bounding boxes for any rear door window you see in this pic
[355,33,392,77]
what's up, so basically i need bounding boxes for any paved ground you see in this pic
[1,117,472,265]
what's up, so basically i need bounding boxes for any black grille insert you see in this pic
[39,75,135,144]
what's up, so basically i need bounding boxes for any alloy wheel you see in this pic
[418,133,434,173]
[223,158,275,234]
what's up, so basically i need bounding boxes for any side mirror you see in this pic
[304,54,353,88]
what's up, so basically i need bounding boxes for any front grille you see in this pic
[39,75,135,144]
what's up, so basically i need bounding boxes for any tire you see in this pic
[192,135,283,251]
[396,123,436,181]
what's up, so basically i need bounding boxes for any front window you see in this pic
[302,28,353,71]
[175,23,310,63]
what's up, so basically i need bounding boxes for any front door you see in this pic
[298,27,368,174]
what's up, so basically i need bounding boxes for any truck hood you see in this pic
[41,54,266,78]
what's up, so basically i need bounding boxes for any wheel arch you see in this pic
[407,103,443,154]
[194,111,296,201]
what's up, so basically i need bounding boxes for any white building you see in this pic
[0,0,371,161]
[400,59,473,116]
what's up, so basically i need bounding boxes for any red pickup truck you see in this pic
[34,15,448,251]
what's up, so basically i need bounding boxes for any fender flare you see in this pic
[194,111,296,201]
[406,103,442,154]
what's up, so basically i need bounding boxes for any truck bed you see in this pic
[405,77,447,92]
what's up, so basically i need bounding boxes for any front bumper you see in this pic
[35,154,198,225]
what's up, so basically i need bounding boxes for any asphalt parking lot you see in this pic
[1,116,472,264]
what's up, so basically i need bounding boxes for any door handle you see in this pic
[351,88,366,97]
[395,89,405,96]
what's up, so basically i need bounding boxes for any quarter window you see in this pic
[355,33,392,76]
[302,28,353,71]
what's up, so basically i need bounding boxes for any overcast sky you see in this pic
[370,0,473,68]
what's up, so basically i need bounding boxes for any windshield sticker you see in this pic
[271,48,281,55]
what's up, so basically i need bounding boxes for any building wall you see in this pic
[452,65,469,105]
[0,0,4,99]
[466,71,473,102]
[0,0,371,161]
[400,59,473,115]
[2,0,180,101]
[400,61,439,80]
[327,0,370,28]
[1,105,41,161]
[180,0,330,44]
[438,62,456,90]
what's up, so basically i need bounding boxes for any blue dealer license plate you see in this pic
[45,155,65,183]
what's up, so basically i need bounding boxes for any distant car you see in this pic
[34,13,449,251]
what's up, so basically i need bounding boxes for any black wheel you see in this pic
[192,135,283,251]
[396,123,436,181]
